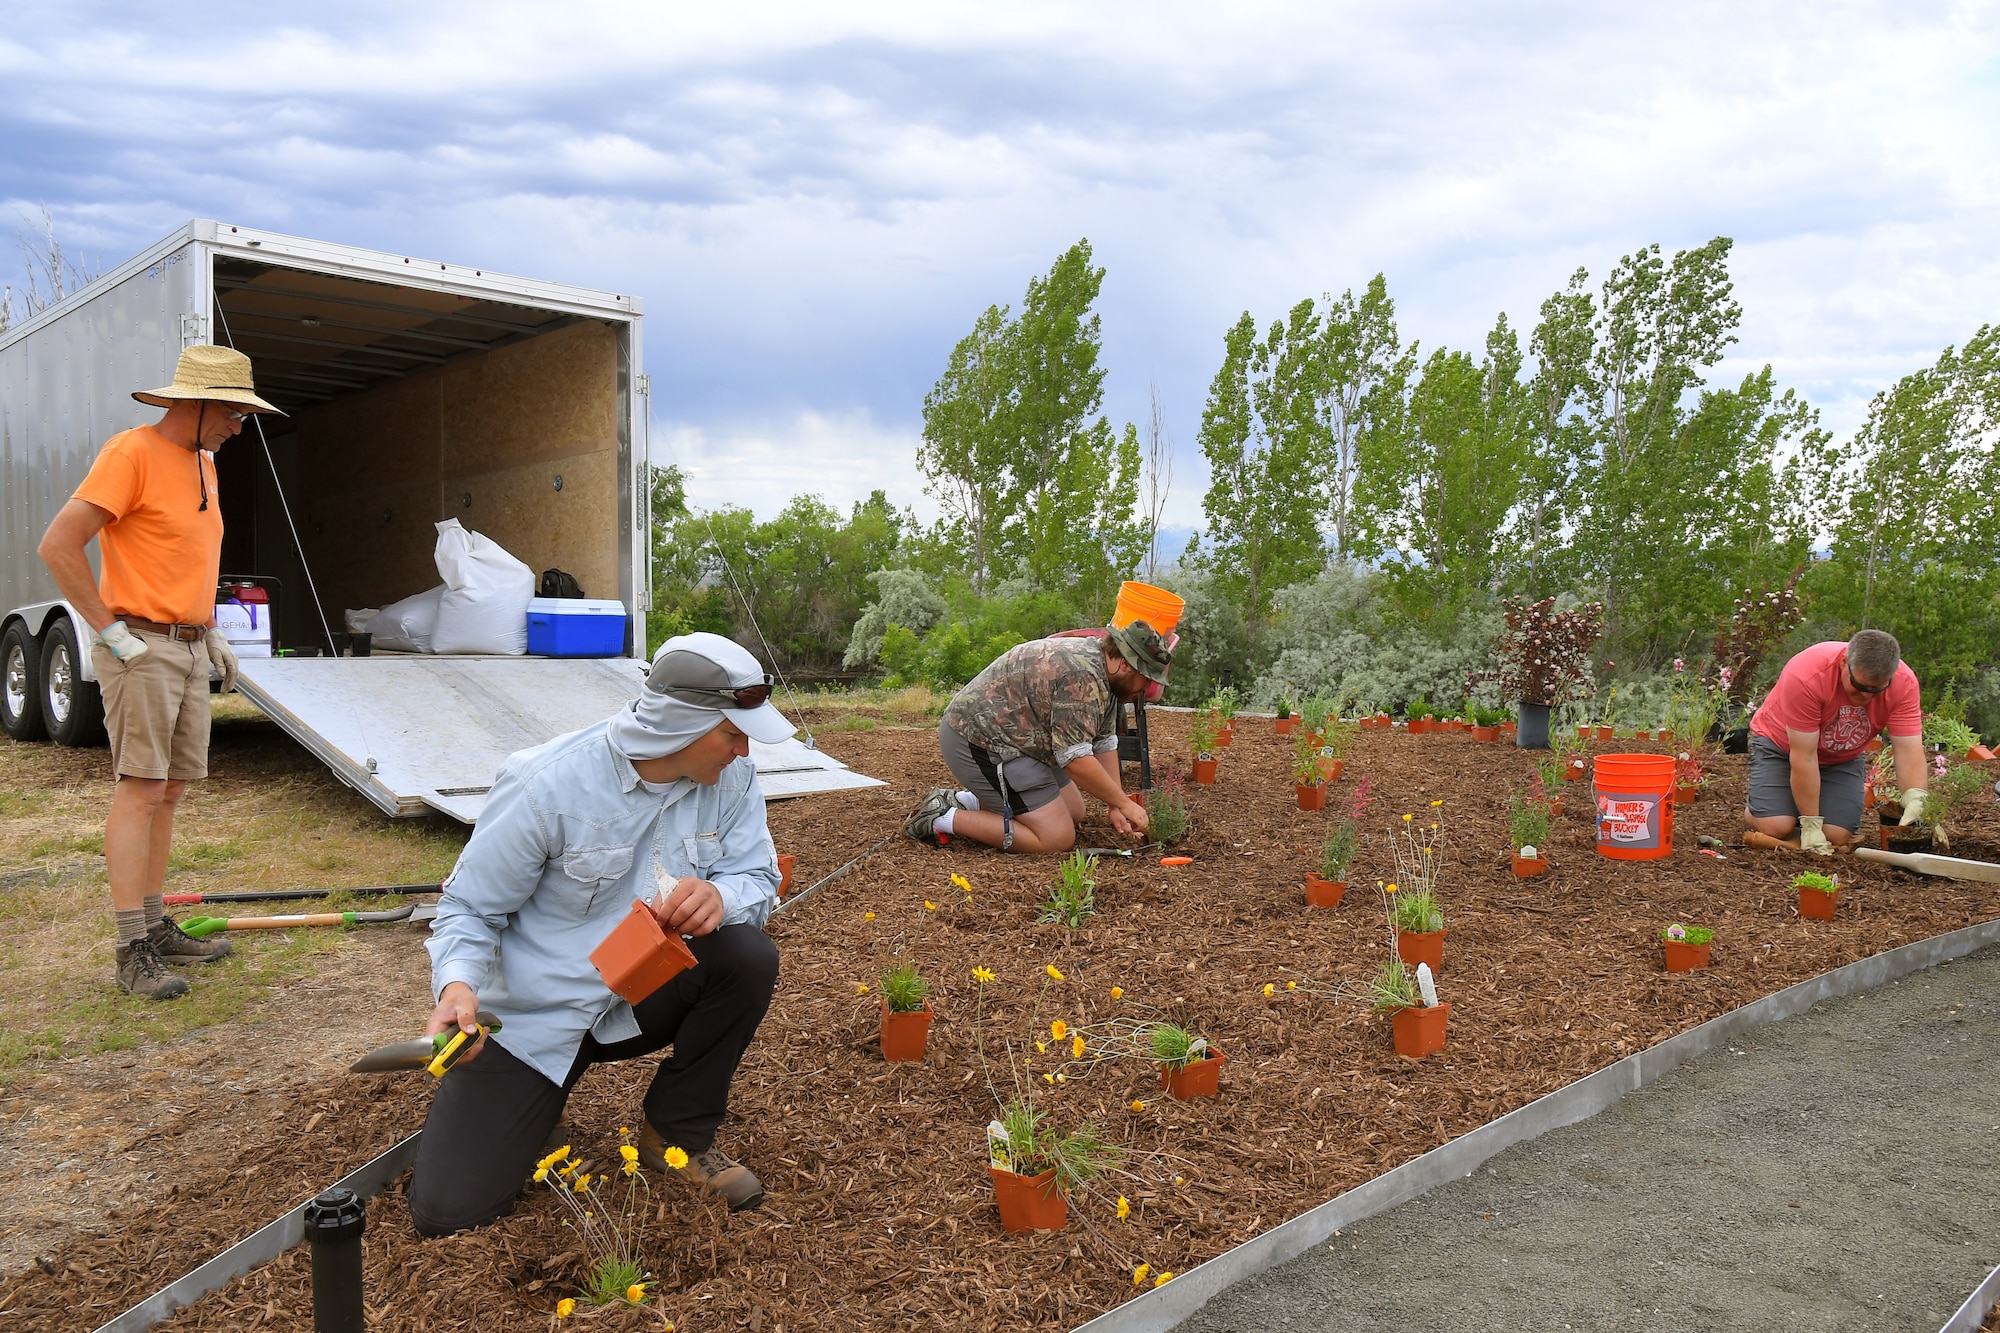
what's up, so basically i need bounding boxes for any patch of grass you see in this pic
[0,788,50,817]
[823,715,879,733]
[168,838,249,872]
[29,831,103,859]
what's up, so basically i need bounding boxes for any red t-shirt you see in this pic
[1749,641,1921,765]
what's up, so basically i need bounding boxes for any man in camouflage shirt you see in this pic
[906,621,1172,854]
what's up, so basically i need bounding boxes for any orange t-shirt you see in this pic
[71,426,224,625]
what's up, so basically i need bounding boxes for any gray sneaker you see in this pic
[115,938,191,1000]
[148,916,233,963]
[903,787,957,846]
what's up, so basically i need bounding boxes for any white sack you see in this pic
[366,586,444,653]
[344,608,381,635]
[429,518,534,656]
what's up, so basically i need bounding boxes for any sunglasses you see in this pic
[655,677,775,710]
[1846,665,1889,697]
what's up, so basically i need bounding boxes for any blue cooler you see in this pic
[526,597,628,657]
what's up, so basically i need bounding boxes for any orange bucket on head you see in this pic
[1593,753,1676,861]
[1111,581,1185,635]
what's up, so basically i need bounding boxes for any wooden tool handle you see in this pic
[1742,831,1851,855]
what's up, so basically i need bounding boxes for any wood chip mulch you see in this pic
[6,719,1997,1331]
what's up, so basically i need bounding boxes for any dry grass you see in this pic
[0,695,466,1074]
[785,683,946,727]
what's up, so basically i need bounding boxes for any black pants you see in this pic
[407,923,778,1236]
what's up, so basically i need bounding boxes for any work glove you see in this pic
[204,627,240,693]
[95,619,149,663]
[1898,789,1927,827]
[1798,815,1833,856]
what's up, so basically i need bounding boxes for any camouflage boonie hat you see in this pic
[1106,620,1172,684]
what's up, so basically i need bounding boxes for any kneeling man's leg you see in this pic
[623,924,780,1152]
[1744,735,1801,839]
[408,1039,568,1237]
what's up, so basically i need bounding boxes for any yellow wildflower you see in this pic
[1036,1041,1047,1053]
[1046,963,1064,980]
[626,1283,646,1304]
[1403,813,1413,822]
[1130,1099,1145,1112]
[924,900,936,911]
[1116,1195,1130,1220]
[1072,1034,1085,1058]
[1174,1175,1185,1186]
[572,1174,590,1193]
[560,1159,580,1177]
[856,983,870,994]
[1287,980,1298,991]
[623,1161,638,1177]
[533,1166,548,1183]
[972,966,995,984]
[556,1298,576,1318]
[663,1145,689,1170]
[864,911,876,921]
[1132,1264,1150,1285]
[1051,1020,1067,1041]
[1154,1271,1174,1287]
[1056,1073,1066,1082]
[537,1145,570,1171]
[618,1126,630,1137]
[1044,1073,1054,1084]
[1110,986,1124,999]
[620,1144,639,1164]
[1430,799,1443,807]
[1263,983,1274,998]
[951,872,972,894]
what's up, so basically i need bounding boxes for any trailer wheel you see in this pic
[40,617,107,748]
[2,621,47,742]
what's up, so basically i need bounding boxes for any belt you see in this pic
[115,616,207,643]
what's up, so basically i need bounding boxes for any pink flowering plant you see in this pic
[1480,596,1605,708]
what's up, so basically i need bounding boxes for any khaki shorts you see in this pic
[91,630,213,782]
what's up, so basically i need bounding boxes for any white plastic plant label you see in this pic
[1416,962,1438,1008]
[987,1120,1012,1172]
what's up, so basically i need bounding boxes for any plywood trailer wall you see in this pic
[291,320,622,623]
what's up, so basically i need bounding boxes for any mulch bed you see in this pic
[6,719,1997,1331]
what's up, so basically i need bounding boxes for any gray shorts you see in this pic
[938,720,1071,817]
[1746,735,1867,832]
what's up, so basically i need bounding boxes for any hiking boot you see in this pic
[640,1121,764,1212]
[903,787,956,846]
[148,916,233,963]
[116,938,191,1000]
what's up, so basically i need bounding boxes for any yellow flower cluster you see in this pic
[951,872,972,895]
[663,1145,690,1171]
[556,1297,576,1318]
[1115,1195,1130,1220]
[972,965,996,984]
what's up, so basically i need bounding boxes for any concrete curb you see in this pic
[91,1132,422,1333]
[1071,916,2000,1333]
[1941,1264,2000,1333]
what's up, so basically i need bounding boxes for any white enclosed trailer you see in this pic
[0,220,877,819]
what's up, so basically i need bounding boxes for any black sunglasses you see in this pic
[1846,664,1889,696]
[657,678,774,710]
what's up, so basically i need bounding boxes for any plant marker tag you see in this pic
[1416,963,1438,1009]
[987,1120,1013,1173]
[1186,1037,1209,1062]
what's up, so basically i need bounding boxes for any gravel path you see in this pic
[1178,945,2000,1333]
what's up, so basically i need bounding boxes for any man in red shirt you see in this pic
[1745,630,1928,854]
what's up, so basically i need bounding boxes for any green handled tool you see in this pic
[350,1012,503,1076]
[180,904,416,937]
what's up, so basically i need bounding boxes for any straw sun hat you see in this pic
[133,344,283,415]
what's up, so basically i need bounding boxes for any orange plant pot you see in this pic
[990,1166,1066,1232]
[880,999,933,1062]
[776,853,795,898]
[1673,786,1699,806]
[1798,888,1837,920]
[1275,716,1298,736]
[1564,759,1586,782]
[1375,713,1392,728]
[1658,729,1675,743]
[1159,1047,1226,1100]
[1397,928,1445,973]
[589,899,699,1005]
[1214,724,1234,748]
[1968,743,1997,761]
[1407,718,1430,735]
[1305,875,1346,908]
[1295,782,1327,811]
[1192,757,1218,785]
[1595,725,1614,741]
[1576,726,1591,739]
[1864,736,1884,753]
[1662,940,1711,972]
[1633,730,1653,741]
[1318,757,1345,784]
[1391,1002,1451,1058]
[1550,796,1566,817]
[1863,781,1877,810]
[1510,853,1549,878]
[1471,724,1500,743]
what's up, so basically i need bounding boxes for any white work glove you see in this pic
[1798,815,1833,856]
[1898,789,1927,827]
[95,620,150,663]
[204,627,240,693]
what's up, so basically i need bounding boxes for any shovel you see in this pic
[1851,846,2000,884]
[179,904,417,937]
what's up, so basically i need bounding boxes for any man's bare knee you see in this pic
[1745,810,1796,836]
[112,777,169,813]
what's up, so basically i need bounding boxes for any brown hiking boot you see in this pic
[639,1120,763,1211]
[148,917,232,963]
[116,938,191,1000]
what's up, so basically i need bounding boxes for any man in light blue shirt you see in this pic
[406,633,794,1236]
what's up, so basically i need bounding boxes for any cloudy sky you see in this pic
[4,2,1996,530]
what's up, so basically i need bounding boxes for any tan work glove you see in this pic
[1798,815,1833,855]
[1898,789,1927,827]
[95,619,150,663]
[204,627,240,693]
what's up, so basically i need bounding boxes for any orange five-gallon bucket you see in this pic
[1593,753,1676,860]
[1111,581,1186,635]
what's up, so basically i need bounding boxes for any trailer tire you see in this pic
[2,621,47,742]
[40,617,107,748]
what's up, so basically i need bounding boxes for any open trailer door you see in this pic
[232,655,881,822]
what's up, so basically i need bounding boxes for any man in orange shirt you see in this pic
[37,345,282,999]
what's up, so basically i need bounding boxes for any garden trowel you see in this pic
[351,1013,502,1077]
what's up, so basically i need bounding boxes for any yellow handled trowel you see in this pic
[351,1012,502,1077]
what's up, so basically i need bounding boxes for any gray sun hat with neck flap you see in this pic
[606,632,797,761]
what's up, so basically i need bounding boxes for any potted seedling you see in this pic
[1291,732,1329,811]
[1660,922,1713,972]
[1148,1022,1225,1099]
[1208,687,1240,747]
[1144,766,1190,846]
[1881,754,1986,854]
[1189,710,1220,784]
[1672,752,1708,806]
[1793,871,1839,921]
[1038,851,1097,927]
[1387,812,1447,972]
[1309,780,1366,907]
[1405,697,1435,735]
[1275,695,1297,736]
[1298,694,1332,743]
[986,1098,1120,1233]
[1509,784,1551,878]
[879,961,933,1061]
[1372,958,1450,1058]
[1470,703,1507,743]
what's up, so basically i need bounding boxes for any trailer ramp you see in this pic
[233,656,881,822]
